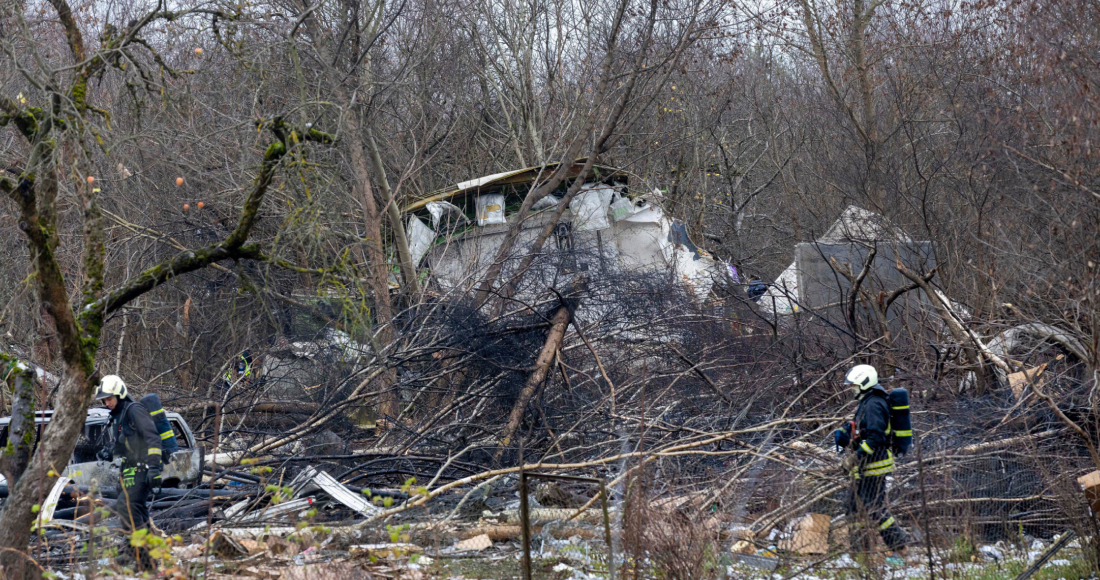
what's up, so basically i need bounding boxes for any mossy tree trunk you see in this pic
[0,3,334,575]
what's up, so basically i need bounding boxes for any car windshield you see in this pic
[0,419,111,464]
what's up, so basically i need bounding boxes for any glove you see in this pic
[147,467,163,494]
[96,447,112,462]
[840,453,859,474]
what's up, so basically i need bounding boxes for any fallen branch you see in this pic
[497,275,586,454]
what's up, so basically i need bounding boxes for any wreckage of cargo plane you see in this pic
[401,160,729,303]
[754,206,936,318]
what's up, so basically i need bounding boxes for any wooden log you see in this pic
[459,524,601,541]
[497,276,586,454]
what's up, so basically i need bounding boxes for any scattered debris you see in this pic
[1014,531,1077,580]
[278,562,369,580]
[731,539,755,554]
[33,476,71,530]
[309,469,383,518]
[1007,364,1048,399]
[736,552,779,571]
[210,529,249,558]
[778,513,830,555]
[980,545,1004,561]
[236,497,316,524]
[1080,470,1100,515]
[350,543,422,559]
[454,533,493,552]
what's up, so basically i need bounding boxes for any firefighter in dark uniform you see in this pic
[93,375,163,532]
[835,365,909,557]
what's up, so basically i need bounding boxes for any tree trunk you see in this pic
[496,276,585,459]
[342,107,400,423]
[0,367,36,487]
[0,370,94,579]
[368,130,421,296]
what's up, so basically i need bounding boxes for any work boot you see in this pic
[884,546,911,568]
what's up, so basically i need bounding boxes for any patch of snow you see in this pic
[833,554,858,568]
[1046,559,1071,567]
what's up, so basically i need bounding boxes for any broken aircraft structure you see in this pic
[401,160,730,305]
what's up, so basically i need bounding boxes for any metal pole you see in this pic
[1013,531,1076,580]
[600,481,615,580]
[520,468,532,580]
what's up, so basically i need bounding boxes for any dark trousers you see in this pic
[111,466,151,532]
[846,474,908,552]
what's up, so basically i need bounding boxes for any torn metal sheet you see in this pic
[289,466,319,496]
[457,169,524,191]
[33,476,71,530]
[758,206,931,317]
[223,498,253,519]
[570,185,613,232]
[310,470,382,518]
[426,200,467,230]
[987,323,1090,364]
[403,158,622,214]
[236,497,317,523]
[407,215,435,266]
[38,519,90,533]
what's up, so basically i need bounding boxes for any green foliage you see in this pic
[129,528,181,570]
[947,536,978,563]
[387,523,411,544]
[265,483,294,504]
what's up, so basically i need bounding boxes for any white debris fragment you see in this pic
[979,545,1003,561]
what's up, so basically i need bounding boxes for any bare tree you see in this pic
[0,1,334,574]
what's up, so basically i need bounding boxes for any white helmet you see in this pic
[845,364,878,393]
[95,375,128,400]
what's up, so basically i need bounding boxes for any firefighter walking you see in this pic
[835,364,910,559]
[92,375,164,533]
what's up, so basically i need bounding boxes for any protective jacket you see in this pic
[841,385,894,477]
[107,398,163,470]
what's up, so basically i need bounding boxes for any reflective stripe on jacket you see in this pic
[108,399,164,470]
[850,386,894,478]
